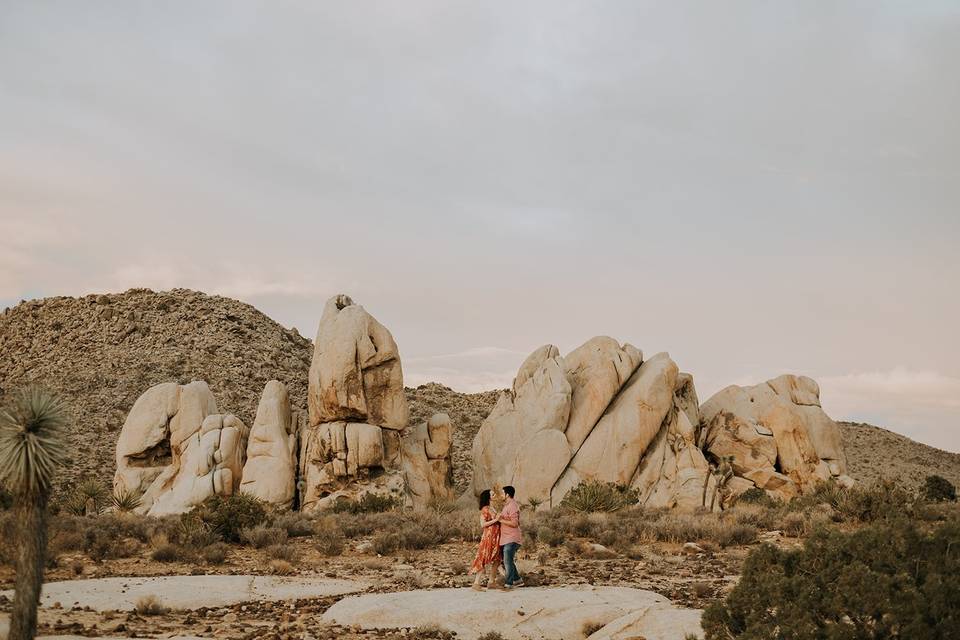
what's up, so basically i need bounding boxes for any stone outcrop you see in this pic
[471,338,717,510]
[114,380,250,516]
[307,294,408,429]
[402,413,455,509]
[700,374,853,502]
[239,380,298,508]
[300,295,410,511]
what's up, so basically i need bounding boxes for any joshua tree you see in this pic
[0,386,69,640]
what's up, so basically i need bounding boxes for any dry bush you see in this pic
[410,624,456,639]
[134,595,168,616]
[692,581,713,598]
[240,525,288,548]
[729,504,777,530]
[338,512,395,538]
[315,516,346,556]
[150,543,188,563]
[272,511,315,537]
[267,543,299,562]
[561,481,639,513]
[201,542,229,564]
[268,559,295,575]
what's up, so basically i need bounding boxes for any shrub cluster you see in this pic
[331,493,403,514]
[701,518,960,639]
[183,494,268,543]
[560,481,639,513]
[923,474,957,503]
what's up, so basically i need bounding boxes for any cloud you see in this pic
[0,217,76,299]
[819,369,960,453]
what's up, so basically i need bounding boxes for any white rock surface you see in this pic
[322,585,702,640]
[0,576,367,612]
[240,380,298,508]
[307,294,408,429]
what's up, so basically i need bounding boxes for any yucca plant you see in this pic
[0,386,69,640]
[77,479,108,515]
[112,486,142,512]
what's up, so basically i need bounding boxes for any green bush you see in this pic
[833,480,914,522]
[701,519,960,639]
[923,475,957,503]
[186,494,268,543]
[560,481,639,513]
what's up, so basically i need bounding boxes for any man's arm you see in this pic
[499,508,519,528]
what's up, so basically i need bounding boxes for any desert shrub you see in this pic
[134,595,169,616]
[76,514,147,560]
[923,475,957,503]
[268,559,295,575]
[729,504,776,530]
[477,633,506,640]
[68,479,110,515]
[240,525,288,549]
[735,487,776,506]
[713,522,758,547]
[176,515,219,548]
[409,624,455,639]
[266,543,298,562]
[272,511,315,537]
[201,542,229,564]
[186,494,268,542]
[315,516,346,556]
[833,480,914,522]
[780,511,807,537]
[337,512,395,538]
[701,518,960,639]
[537,526,564,547]
[561,481,639,513]
[112,487,142,512]
[332,492,402,514]
[428,497,458,515]
[150,543,187,563]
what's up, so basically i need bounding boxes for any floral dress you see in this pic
[469,506,501,574]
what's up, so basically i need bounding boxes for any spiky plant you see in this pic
[0,386,69,640]
[112,486,142,512]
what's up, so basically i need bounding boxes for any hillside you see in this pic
[1,289,956,497]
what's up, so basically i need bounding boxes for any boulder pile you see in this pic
[471,339,852,509]
[112,294,454,515]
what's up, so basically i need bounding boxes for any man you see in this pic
[498,485,523,588]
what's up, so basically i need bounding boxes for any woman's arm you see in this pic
[480,512,499,527]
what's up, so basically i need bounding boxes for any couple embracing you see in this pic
[469,485,523,591]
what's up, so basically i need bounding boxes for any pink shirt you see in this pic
[499,498,522,545]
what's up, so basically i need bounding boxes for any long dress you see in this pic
[469,506,501,574]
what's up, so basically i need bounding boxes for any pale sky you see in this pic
[2,2,959,451]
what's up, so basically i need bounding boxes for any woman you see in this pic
[469,489,503,590]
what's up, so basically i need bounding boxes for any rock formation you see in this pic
[114,380,250,515]
[239,380,298,509]
[402,413,455,509]
[300,295,409,511]
[700,374,853,502]
[471,338,717,510]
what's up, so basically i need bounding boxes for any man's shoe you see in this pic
[512,580,525,587]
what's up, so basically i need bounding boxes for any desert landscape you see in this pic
[2,289,958,640]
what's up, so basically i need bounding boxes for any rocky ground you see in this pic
[1,289,956,496]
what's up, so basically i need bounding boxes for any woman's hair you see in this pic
[478,489,491,509]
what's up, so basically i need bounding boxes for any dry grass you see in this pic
[268,559,295,575]
[134,595,168,616]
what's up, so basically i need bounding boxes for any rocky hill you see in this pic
[1,289,956,497]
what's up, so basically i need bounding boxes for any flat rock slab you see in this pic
[0,575,368,613]
[322,585,703,640]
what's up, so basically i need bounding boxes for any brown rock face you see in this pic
[402,413,455,510]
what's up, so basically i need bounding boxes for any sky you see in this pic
[1,2,958,451]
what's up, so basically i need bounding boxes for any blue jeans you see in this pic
[501,542,521,585]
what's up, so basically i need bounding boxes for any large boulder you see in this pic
[299,421,404,511]
[307,294,408,429]
[402,413,455,509]
[239,380,298,509]
[471,338,715,510]
[700,374,852,501]
[114,381,249,516]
